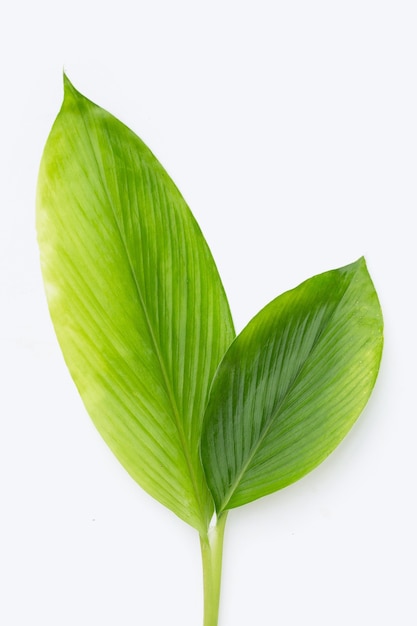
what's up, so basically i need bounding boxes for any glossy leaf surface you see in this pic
[37,77,235,532]
[200,259,383,513]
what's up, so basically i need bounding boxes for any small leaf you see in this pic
[36,76,235,532]
[200,258,383,514]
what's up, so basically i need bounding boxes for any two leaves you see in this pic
[37,77,383,534]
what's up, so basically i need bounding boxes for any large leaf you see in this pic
[200,259,383,514]
[36,76,235,532]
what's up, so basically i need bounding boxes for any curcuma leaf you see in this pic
[36,76,235,532]
[200,259,383,514]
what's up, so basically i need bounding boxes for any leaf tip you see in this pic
[62,72,79,99]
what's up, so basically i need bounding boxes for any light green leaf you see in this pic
[36,76,235,532]
[200,258,383,514]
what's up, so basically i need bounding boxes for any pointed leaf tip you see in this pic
[62,73,87,106]
[63,72,75,94]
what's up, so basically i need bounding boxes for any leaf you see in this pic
[200,258,383,514]
[36,76,235,532]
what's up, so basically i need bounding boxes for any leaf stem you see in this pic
[200,512,228,626]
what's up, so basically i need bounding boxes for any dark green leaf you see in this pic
[200,258,383,514]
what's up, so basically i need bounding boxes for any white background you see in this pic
[1,1,416,624]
